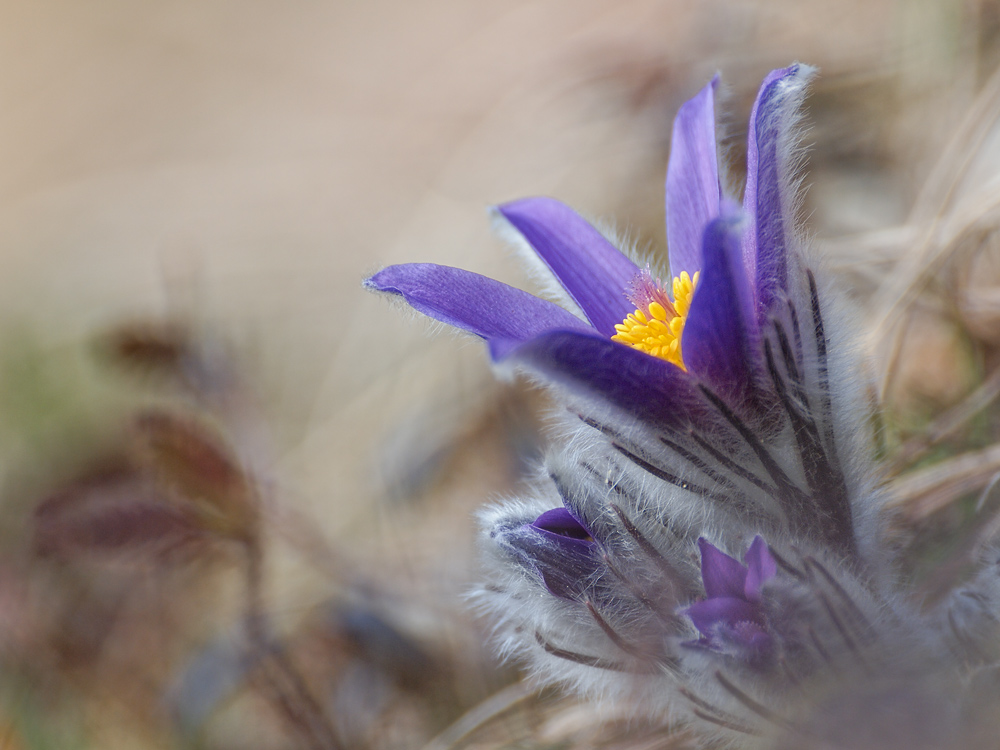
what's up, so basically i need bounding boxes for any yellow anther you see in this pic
[611,270,699,369]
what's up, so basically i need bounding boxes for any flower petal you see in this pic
[685,596,758,637]
[365,263,590,343]
[742,64,816,320]
[497,198,639,337]
[743,535,777,602]
[682,212,759,408]
[490,329,706,429]
[665,75,720,277]
[494,520,601,600]
[698,538,747,599]
[532,507,592,540]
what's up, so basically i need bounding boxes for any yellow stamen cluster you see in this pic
[611,271,699,369]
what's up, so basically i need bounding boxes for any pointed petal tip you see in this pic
[765,62,817,86]
[665,74,722,276]
[494,196,572,232]
[743,63,818,317]
[495,195,555,218]
[747,534,768,554]
[362,267,385,290]
[755,64,818,116]
[362,263,590,343]
[363,267,394,293]
[698,539,748,599]
[788,61,819,79]
[364,264,429,296]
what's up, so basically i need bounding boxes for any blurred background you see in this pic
[2,0,1000,747]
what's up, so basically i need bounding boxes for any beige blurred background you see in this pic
[0,1,998,747]
[0,0,958,517]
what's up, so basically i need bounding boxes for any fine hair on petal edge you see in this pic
[769,63,818,256]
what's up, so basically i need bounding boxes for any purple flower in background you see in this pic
[685,537,777,657]
[365,65,816,431]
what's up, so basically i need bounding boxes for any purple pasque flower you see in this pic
[685,537,777,656]
[365,64,923,740]
[368,64,857,554]
[363,63,1000,745]
[366,66,812,434]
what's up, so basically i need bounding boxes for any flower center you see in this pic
[611,269,699,369]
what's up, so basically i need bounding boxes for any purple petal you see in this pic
[494,520,601,600]
[685,596,758,637]
[682,212,760,407]
[491,329,707,429]
[527,524,596,558]
[698,538,747,599]
[532,508,592,540]
[743,535,777,602]
[665,76,720,277]
[365,263,591,344]
[497,198,639,337]
[742,64,815,321]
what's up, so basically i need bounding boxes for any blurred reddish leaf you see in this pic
[34,463,205,560]
[131,411,258,540]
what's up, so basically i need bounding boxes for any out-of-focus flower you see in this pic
[684,537,776,657]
